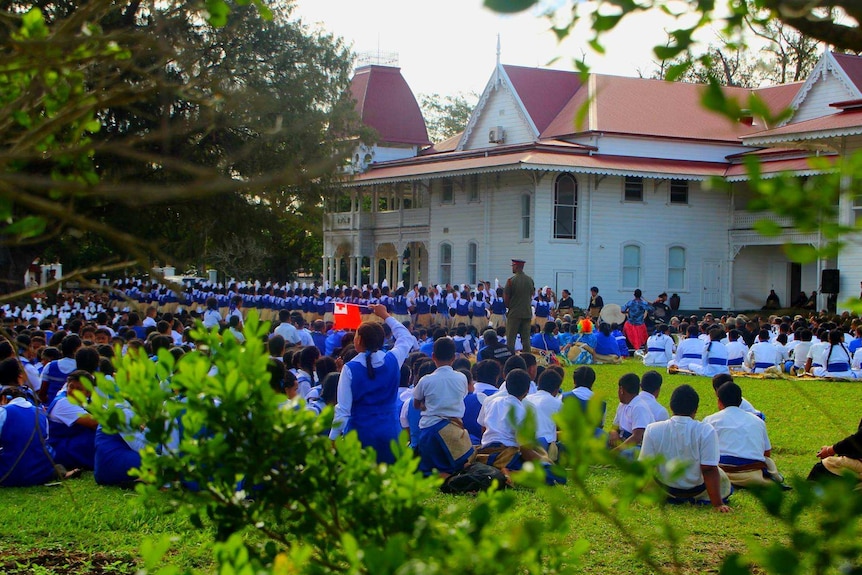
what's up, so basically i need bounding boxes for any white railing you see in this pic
[731,211,795,229]
[402,207,430,227]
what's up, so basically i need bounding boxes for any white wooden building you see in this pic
[323,52,862,311]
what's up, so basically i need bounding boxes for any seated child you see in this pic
[703,382,784,488]
[711,373,764,420]
[47,370,98,470]
[475,369,562,484]
[643,324,674,367]
[639,384,732,511]
[94,403,148,487]
[0,385,58,487]
[413,338,473,476]
[608,373,654,452]
[524,369,563,460]
[561,366,606,437]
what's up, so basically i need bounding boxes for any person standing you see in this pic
[622,289,653,353]
[588,287,604,322]
[504,259,534,354]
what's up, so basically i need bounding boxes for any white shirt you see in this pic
[612,394,655,435]
[644,334,674,366]
[724,340,748,364]
[49,394,88,426]
[637,390,668,422]
[273,322,300,345]
[473,382,499,396]
[0,397,35,435]
[477,392,525,448]
[703,406,770,461]
[413,365,467,429]
[639,415,720,489]
[203,309,222,329]
[673,338,705,369]
[296,328,314,347]
[746,341,781,372]
[524,390,562,443]
[329,317,417,440]
[791,341,813,368]
[499,379,537,396]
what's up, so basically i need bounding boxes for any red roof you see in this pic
[742,106,862,142]
[350,65,431,147]
[503,65,583,134]
[541,74,789,143]
[725,155,836,178]
[832,52,862,93]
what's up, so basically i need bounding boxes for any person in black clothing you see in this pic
[762,289,781,310]
[808,419,862,481]
[557,289,575,320]
[476,329,513,367]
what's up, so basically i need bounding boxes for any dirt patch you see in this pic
[0,548,137,575]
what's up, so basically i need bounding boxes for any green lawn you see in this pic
[1,359,859,574]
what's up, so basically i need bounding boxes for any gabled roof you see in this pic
[350,65,432,147]
[542,74,790,143]
[832,52,862,92]
[502,65,583,134]
[785,52,862,122]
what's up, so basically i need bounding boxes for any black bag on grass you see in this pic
[441,462,508,494]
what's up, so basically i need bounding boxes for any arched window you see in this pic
[521,194,531,240]
[668,246,686,290]
[439,243,452,285]
[554,174,577,239]
[622,244,641,288]
[467,242,478,285]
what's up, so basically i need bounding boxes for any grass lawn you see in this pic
[1,358,859,574]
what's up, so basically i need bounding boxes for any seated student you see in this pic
[524,369,564,460]
[723,329,748,369]
[565,319,597,365]
[94,402,149,487]
[413,338,473,477]
[808,415,862,482]
[638,371,669,422]
[804,328,830,374]
[0,385,59,487]
[531,321,561,355]
[643,324,674,367]
[475,369,562,484]
[608,373,655,452]
[476,329,512,367]
[472,359,502,397]
[668,325,704,372]
[307,373,339,416]
[703,382,784,488]
[562,366,606,437]
[400,360,436,450]
[47,370,98,470]
[711,373,764,420]
[745,329,782,373]
[611,324,629,358]
[814,330,856,379]
[691,328,729,377]
[452,325,475,356]
[790,329,814,375]
[593,323,623,364]
[498,355,537,396]
[639,384,732,512]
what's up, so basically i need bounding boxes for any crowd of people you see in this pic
[0,264,860,502]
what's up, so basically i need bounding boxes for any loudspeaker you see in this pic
[821,269,840,294]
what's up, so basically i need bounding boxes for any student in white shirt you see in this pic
[609,373,655,452]
[639,384,731,512]
[637,370,668,422]
[524,369,564,458]
[703,381,784,488]
[413,337,473,476]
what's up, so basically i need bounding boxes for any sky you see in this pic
[291,0,690,99]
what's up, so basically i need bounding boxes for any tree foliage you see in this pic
[420,92,478,143]
[0,0,357,295]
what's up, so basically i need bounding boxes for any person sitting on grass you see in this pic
[0,385,61,487]
[524,369,564,460]
[413,337,473,477]
[608,373,655,453]
[703,382,784,488]
[711,374,764,420]
[691,328,729,377]
[94,401,149,488]
[562,366,606,437]
[593,323,623,364]
[808,416,862,482]
[638,370,668,422]
[47,370,99,471]
[643,324,674,367]
[668,324,704,372]
[475,369,563,484]
[639,384,732,512]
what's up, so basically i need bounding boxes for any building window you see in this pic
[467,242,478,285]
[468,174,480,202]
[622,244,641,288]
[441,179,454,204]
[440,243,452,285]
[668,246,686,290]
[521,194,531,240]
[624,176,644,202]
[554,174,577,239]
[670,180,689,204]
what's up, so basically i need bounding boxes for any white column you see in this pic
[348,256,356,287]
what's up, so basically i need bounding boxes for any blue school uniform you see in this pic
[534,300,552,321]
[93,426,143,486]
[343,354,402,464]
[41,359,76,405]
[0,399,57,487]
[463,393,484,445]
[47,393,96,470]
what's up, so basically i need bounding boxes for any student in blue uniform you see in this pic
[39,334,81,405]
[0,385,58,487]
[329,304,417,464]
[94,402,148,487]
[47,370,98,470]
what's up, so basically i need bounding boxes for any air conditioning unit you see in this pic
[488,126,505,143]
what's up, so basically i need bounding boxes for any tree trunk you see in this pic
[0,244,45,297]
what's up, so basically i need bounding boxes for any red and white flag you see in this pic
[333,302,362,330]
